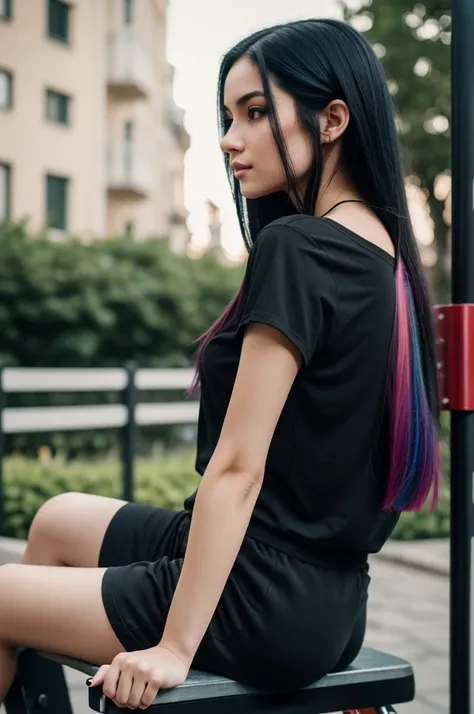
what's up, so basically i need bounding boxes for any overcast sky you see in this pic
[166,0,342,258]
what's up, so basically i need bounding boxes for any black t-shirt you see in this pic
[184,215,399,567]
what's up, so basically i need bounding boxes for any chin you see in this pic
[239,182,283,200]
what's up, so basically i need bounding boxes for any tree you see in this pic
[341,0,451,297]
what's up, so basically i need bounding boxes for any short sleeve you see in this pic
[237,221,337,366]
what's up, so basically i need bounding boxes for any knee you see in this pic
[0,563,18,578]
[28,492,83,541]
[0,563,20,593]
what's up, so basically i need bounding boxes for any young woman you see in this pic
[0,18,440,710]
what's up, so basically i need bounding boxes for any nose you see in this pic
[220,123,244,155]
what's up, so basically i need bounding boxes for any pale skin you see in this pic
[0,56,395,710]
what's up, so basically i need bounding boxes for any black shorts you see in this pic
[99,502,369,690]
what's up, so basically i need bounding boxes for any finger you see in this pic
[139,677,161,709]
[102,656,124,701]
[89,664,109,687]
[114,670,134,708]
[127,675,148,710]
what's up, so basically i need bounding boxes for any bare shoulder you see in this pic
[327,203,396,258]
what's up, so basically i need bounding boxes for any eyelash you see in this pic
[223,106,267,131]
[247,106,267,121]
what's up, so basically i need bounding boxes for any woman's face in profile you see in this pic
[220,57,313,199]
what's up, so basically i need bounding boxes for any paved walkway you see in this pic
[0,537,449,714]
[365,557,448,713]
[376,537,449,578]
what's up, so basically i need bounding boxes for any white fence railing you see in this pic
[0,364,199,531]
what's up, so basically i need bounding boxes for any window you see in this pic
[124,0,133,26]
[124,120,133,142]
[0,69,13,109]
[0,163,11,222]
[0,0,12,21]
[46,175,68,230]
[124,120,133,172]
[48,0,70,43]
[46,89,70,125]
[124,221,134,239]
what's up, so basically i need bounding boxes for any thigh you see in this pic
[27,492,127,568]
[0,563,124,664]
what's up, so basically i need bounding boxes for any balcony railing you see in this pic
[169,102,190,151]
[107,141,154,198]
[107,30,154,98]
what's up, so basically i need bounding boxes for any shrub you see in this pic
[0,222,243,371]
[3,451,200,539]
[2,449,450,542]
[391,483,449,540]
[0,221,243,458]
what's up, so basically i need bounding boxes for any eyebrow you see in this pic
[223,90,266,113]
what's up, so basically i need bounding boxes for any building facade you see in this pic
[0,0,190,248]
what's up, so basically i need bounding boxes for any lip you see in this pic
[234,167,251,180]
[232,161,252,180]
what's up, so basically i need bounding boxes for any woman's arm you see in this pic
[159,465,262,665]
[159,322,302,665]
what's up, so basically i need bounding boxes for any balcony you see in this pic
[107,142,154,198]
[169,102,190,151]
[107,30,154,99]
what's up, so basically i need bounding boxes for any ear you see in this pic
[320,100,350,144]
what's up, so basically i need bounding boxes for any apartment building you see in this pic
[0,0,190,249]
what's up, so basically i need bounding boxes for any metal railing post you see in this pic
[122,361,137,502]
[451,2,474,712]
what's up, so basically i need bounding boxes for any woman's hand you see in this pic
[89,645,190,710]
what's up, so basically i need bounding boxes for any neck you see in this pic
[314,169,360,218]
[292,146,361,216]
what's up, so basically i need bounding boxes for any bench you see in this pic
[5,646,414,714]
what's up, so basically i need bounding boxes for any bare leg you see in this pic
[21,544,63,566]
[2,506,66,695]
[0,563,126,703]
[20,492,127,567]
[1,493,127,702]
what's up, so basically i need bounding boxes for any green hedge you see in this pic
[392,483,449,540]
[0,221,243,458]
[0,221,243,371]
[3,451,200,539]
[3,452,449,541]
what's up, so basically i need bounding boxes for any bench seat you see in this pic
[36,647,414,713]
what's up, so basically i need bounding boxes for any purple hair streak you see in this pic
[384,260,440,511]
[187,282,246,397]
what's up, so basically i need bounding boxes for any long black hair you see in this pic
[189,19,440,512]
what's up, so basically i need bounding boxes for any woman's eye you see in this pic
[248,107,267,122]
[223,116,233,131]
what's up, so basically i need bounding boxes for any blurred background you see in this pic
[0,2,451,711]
